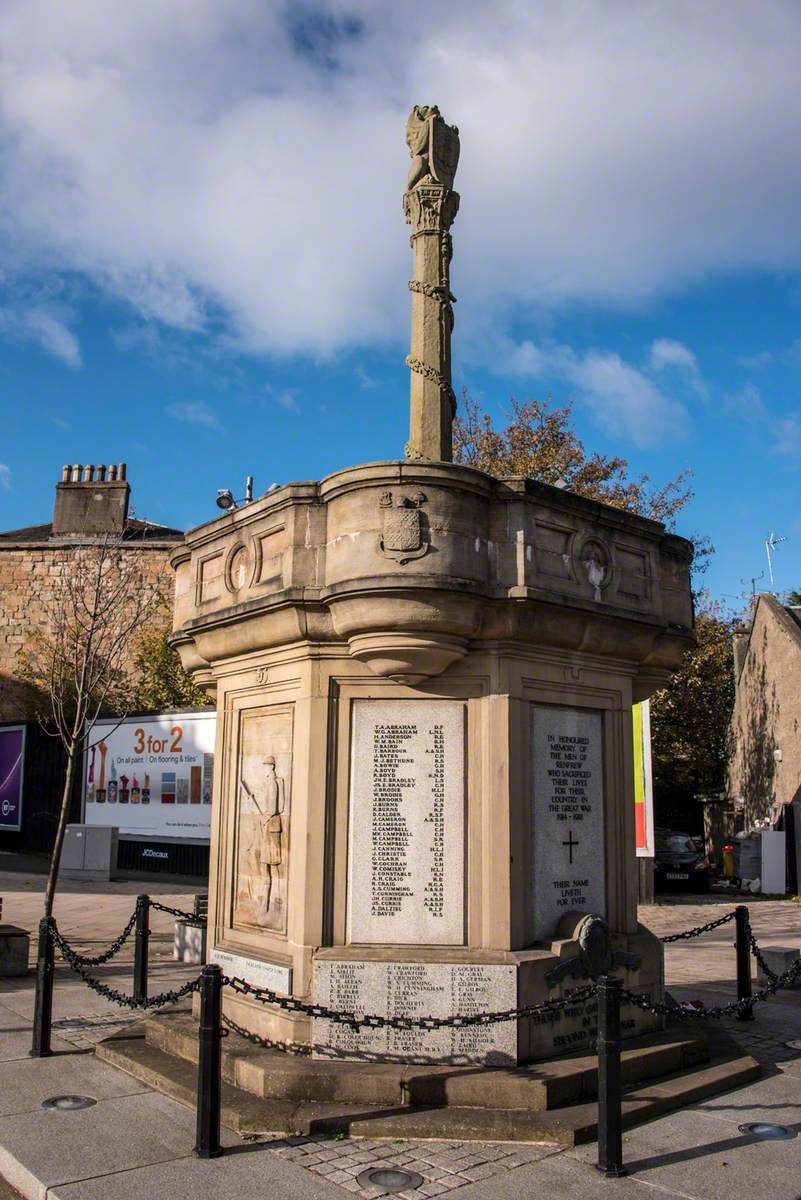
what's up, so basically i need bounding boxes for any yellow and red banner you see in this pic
[633,700,654,857]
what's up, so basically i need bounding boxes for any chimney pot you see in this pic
[53,458,130,536]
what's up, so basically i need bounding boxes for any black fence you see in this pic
[28,902,797,1175]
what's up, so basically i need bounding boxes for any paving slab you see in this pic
[568,1104,801,1200]
[48,1142,347,1200]
[686,1069,801,1128]
[0,1051,150,1117]
[449,1152,663,1199]
[0,1003,73,1063]
[0,1090,238,1200]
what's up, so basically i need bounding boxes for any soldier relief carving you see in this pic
[378,491,429,564]
[233,708,292,933]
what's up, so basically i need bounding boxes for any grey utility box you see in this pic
[61,825,118,881]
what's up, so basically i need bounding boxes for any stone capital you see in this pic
[403,184,460,234]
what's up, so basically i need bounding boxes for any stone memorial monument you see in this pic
[169,105,694,1070]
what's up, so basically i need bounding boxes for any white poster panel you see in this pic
[83,712,216,840]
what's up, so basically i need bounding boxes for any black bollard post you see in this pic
[30,917,55,1058]
[194,964,223,1159]
[133,894,150,1004]
[596,975,626,1177]
[735,905,754,1021]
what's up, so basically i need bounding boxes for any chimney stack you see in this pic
[51,459,131,538]
[733,627,749,685]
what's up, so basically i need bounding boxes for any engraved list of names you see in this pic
[531,705,605,940]
[348,700,465,945]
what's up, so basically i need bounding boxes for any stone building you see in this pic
[728,592,801,826]
[0,462,183,724]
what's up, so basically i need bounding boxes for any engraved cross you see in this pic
[563,829,579,865]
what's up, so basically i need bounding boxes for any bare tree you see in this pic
[17,535,161,916]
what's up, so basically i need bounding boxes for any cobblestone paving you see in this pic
[263,1135,558,1198]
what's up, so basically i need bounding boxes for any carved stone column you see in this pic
[403,106,460,462]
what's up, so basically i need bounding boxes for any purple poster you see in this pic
[0,726,25,831]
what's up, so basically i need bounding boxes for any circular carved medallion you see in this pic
[224,542,255,594]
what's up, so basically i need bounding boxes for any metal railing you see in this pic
[27,901,793,1174]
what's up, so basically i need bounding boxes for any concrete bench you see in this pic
[0,925,30,976]
[756,945,801,987]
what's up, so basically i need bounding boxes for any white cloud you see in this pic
[1,1,801,363]
[737,350,774,369]
[569,351,687,444]
[725,381,768,423]
[479,333,687,446]
[165,400,219,427]
[0,306,81,366]
[772,413,801,457]
[0,464,10,489]
[274,389,300,412]
[649,339,697,373]
[726,383,801,456]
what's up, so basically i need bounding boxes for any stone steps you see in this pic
[138,1009,712,1111]
[95,1010,761,1145]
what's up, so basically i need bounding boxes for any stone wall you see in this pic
[728,594,801,824]
[0,543,177,723]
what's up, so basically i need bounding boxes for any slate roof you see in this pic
[0,517,184,544]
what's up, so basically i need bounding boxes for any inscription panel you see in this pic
[526,987,652,1059]
[531,705,605,941]
[348,700,465,946]
[210,947,292,995]
[313,959,516,1064]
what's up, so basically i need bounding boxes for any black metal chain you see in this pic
[746,918,779,983]
[50,923,201,1010]
[623,946,801,1021]
[223,974,598,1031]
[221,1014,312,1056]
[150,900,206,926]
[48,909,138,967]
[660,910,738,943]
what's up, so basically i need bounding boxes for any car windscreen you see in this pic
[657,835,696,854]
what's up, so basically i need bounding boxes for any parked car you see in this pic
[654,827,710,892]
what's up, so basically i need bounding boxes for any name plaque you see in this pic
[209,948,292,994]
[313,959,516,1064]
[531,705,605,940]
[347,699,465,945]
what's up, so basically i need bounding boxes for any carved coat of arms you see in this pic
[378,491,428,564]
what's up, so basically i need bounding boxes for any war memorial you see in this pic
[118,106,747,1134]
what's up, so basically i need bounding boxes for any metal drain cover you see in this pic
[42,1095,97,1111]
[739,1122,793,1140]
[356,1166,424,1192]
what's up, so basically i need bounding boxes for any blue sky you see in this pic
[2,1,801,606]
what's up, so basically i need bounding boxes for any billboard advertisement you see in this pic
[0,725,25,831]
[633,700,655,858]
[83,712,216,841]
